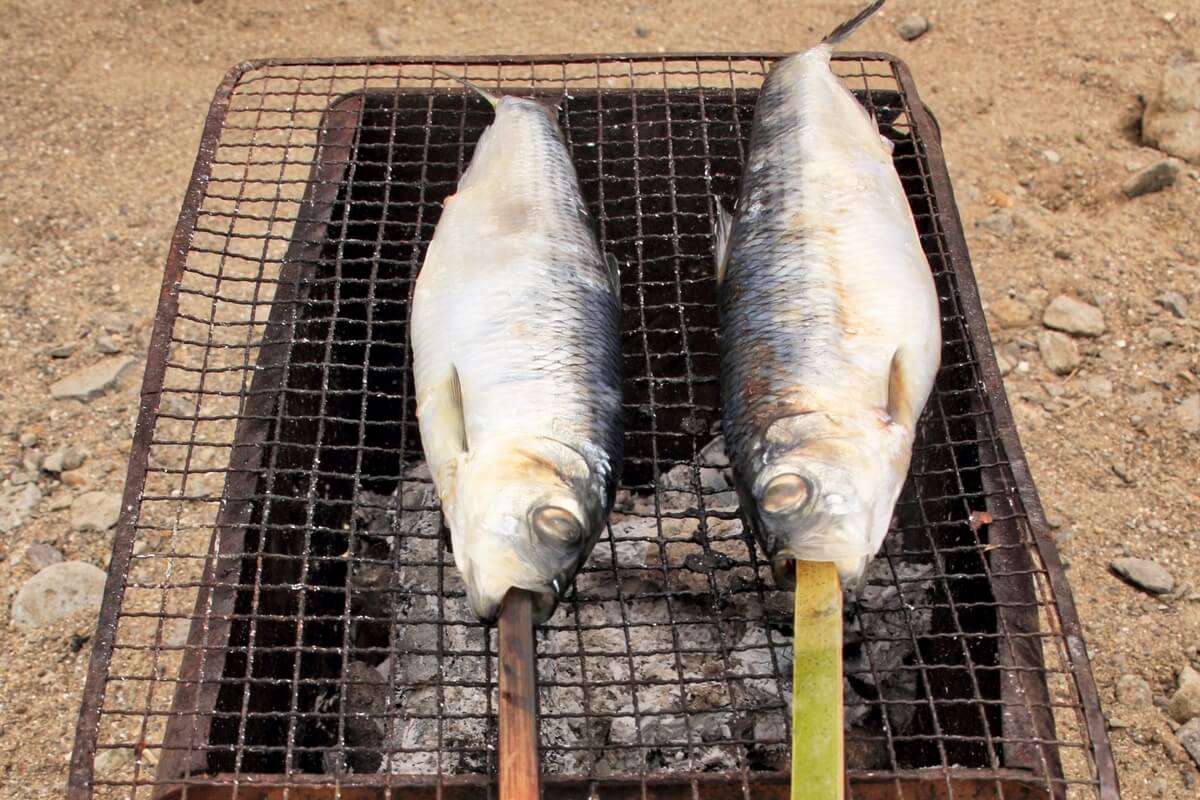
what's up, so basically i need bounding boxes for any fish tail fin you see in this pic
[434,68,501,109]
[822,0,886,46]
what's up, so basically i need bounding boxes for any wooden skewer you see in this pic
[498,588,540,800]
[791,560,844,800]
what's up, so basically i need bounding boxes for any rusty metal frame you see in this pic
[67,52,1120,800]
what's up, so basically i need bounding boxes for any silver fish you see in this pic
[411,83,623,624]
[715,0,941,588]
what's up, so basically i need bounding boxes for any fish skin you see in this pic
[411,94,623,624]
[718,5,940,589]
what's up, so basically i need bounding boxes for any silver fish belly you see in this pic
[717,3,941,588]
[411,94,623,623]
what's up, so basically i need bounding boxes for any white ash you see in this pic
[333,448,938,777]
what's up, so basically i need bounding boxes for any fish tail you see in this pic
[434,68,501,108]
[821,0,886,46]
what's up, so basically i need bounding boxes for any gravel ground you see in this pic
[0,2,1197,798]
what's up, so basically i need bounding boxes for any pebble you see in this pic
[50,356,136,401]
[1116,673,1154,707]
[1156,291,1189,319]
[70,490,123,532]
[1177,394,1200,433]
[895,14,931,41]
[1084,376,1114,399]
[1042,149,1061,164]
[18,431,37,448]
[1142,62,1200,165]
[989,297,1033,329]
[1110,460,1133,484]
[976,209,1013,236]
[10,561,108,628]
[48,343,77,358]
[1036,330,1080,375]
[1042,295,1105,337]
[1178,717,1200,768]
[1168,665,1200,723]
[374,26,402,49]
[0,483,41,532]
[1121,159,1182,198]
[97,312,133,334]
[95,334,121,354]
[1148,327,1175,347]
[1053,248,1073,260]
[635,25,651,38]
[23,542,64,572]
[41,446,87,474]
[1111,556,1175,594]
[995,349,1015,376]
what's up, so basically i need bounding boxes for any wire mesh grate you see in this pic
[69,54,1116,800]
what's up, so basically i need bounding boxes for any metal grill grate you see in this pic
[69,54,1118,800]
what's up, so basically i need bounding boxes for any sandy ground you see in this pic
[0,1,1197,797]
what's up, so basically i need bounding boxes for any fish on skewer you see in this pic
[411,79,623,624]
[716,0,941,590]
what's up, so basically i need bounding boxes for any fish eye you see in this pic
[531,505,583,544]
[760,473,811,514]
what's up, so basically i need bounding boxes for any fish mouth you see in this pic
[464,564,566,625]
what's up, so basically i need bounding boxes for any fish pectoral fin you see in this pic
[886,347,917,430]
[417,364,470,475]
[604,253,621,296]
[713,202,735,286]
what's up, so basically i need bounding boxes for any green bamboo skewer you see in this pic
[791,560,844,800]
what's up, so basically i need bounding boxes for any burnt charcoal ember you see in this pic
[320,661,388,774]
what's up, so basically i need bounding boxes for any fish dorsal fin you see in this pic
[604,253,621,296]
[713,202,734,286]
[434,68,500,109]
[886,348,915,430]
[822,0,886,47]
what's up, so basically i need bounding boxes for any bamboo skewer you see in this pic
[791,560,844,800]
[498,588,540,800]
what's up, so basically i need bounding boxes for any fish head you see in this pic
[748,412,904,587]
[448,437,606,624]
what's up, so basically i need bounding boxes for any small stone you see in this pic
[1110,461,1133,483]
[1149,327,1175,347]
[41,446,86,474]
[48,343,77,358]
[71,491,122,532]
[23,542,64,572]
[1178,717,1200,768]
[995,349,1015,376]
[1116,674,1154,707]
[977,210,1013,236]
[95,335,121,354]
[1052,527,1073,551]
[1122,159,1182,197]
[989,297,1033,329]
[0,483,41,532]
[10,561,108,628]
[1142,62,1200,165]
[92,746,134,778]
[50,356,136,401]
[1084,376,1113,399]
[1156,291,1189,319]
[1176,394,1200,433]
[1053,249,1073,260]
[1036,330,1080,375]
[1168,665,1200,722]
[1042,149,1061,164]
[374,26,402,49]
[895,14,930,41]
[18,432,37,448]
[97,312,133,334]
[46,493,73,511]
[635,25,651,38]
[1111,557,1175,594]
[1043,295,1105,337]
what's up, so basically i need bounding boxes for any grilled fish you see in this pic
[715,0,941,589]
[411,83,623,624]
